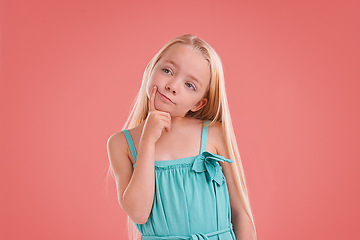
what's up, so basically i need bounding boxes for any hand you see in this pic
[141,86,172,143]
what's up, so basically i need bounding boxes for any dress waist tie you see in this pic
[141,224,233,240]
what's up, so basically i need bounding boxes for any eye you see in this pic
[162,68,172,75]
[185,82,196,90]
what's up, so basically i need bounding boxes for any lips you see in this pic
[158,91,174,104]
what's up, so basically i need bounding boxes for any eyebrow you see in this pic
[163,59,202,87]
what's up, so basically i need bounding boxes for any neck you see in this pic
[171,115,194,124]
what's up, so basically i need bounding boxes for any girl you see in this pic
[107,34,257,240]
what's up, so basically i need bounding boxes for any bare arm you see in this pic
[212,122,257,240]
[120,134,156,224]
[107,133,156,224]
[107,85,171,225]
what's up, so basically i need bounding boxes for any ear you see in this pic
[190,98,208,112]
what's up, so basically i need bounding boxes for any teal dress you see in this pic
[122,120,236,240]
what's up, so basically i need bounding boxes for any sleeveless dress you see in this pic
[122,120,236,240]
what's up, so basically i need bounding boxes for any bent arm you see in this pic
[107,132,155,224]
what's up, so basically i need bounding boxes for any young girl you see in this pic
[107,34,257,240]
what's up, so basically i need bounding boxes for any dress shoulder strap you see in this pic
[122,130,137,163]
[200,120,210,154]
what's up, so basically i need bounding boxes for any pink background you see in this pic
[1,0,359,239]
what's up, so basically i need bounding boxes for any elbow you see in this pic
[120,195,149,225]
[132,205,150,224]
[128,209,149,225]
[135,215,148,225]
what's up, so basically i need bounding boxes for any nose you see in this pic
[165,80,178,94]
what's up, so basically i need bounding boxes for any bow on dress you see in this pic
[191,151,233,186]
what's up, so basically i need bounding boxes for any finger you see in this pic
[164,122,170,133]
[149,86,157,112]
[167,113,171,131]
[158,113,171,131]
[159,118,170,133]
[157,111,171,118]
[164,116,171,132]
[165,122,170,132]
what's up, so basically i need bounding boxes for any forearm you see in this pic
[121,138,155,224]
[232,211,257,240]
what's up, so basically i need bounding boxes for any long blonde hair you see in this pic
[110,33,257,239]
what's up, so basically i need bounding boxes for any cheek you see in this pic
[148,71,161,85]
[146,75,160,97]
[189,96,204,107]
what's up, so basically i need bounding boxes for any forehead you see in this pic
[159,44,210,86]
[161,44,208,65]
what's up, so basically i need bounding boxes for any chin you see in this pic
[154,104,170,113]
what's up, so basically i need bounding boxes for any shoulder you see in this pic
[107,123,145,164]
[108,123,143,146]
[207,121,226,154]
[207,120,223,139]
[207,120,231,160]
[107,130,126,147]
[106,131,131,166]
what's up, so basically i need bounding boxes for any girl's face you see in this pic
[146,43,211,117]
